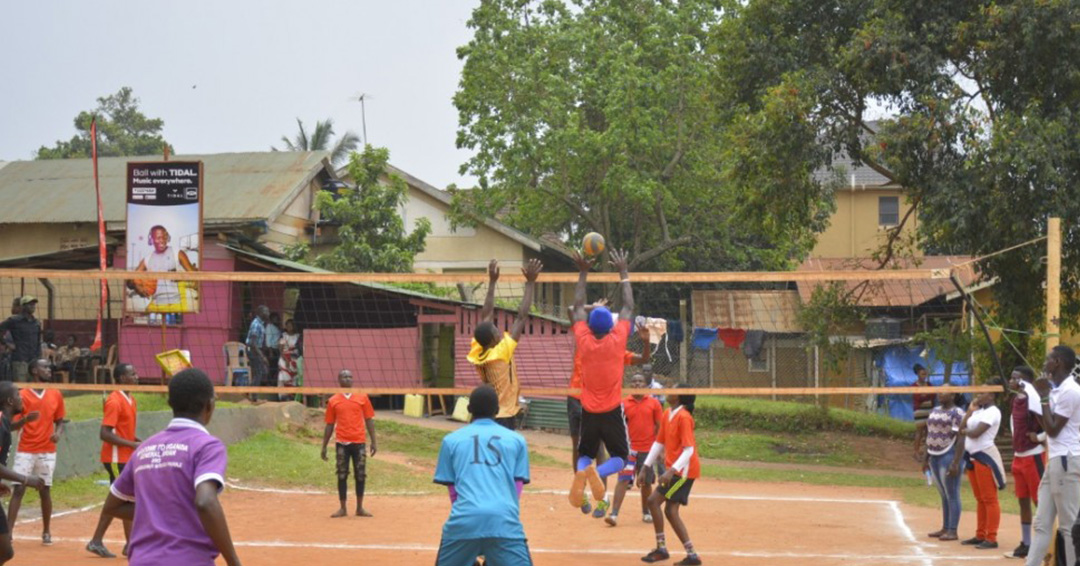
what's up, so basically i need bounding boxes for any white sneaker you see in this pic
[604,514,618,527]
[643,512,653,523]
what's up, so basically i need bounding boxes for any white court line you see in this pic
[11,535,992,562]
[526,488,895,505]
[889,500,934,566]
[15,503,101,525]
[224,481,431,496]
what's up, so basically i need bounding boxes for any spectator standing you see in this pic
[0,297,41,382]
[245,306,270,400]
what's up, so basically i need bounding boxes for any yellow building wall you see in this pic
[811,189,918,258]
[0,223,100,262]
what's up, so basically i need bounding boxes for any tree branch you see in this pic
[630,235,693,269]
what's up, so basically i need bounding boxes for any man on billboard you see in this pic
[129,225,198,313]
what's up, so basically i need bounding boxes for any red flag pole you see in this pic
[90,119,107,352]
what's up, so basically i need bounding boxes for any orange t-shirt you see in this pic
[623,395,663,452]
[659,407,700,480]
[569,350,636,400]
[18,388,66,454]
[326,393,375,444]
[572,319,631,412]
[101,391,138,464]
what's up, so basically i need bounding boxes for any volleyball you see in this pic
[582,232,605,256]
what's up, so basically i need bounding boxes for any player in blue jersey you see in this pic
[434,385,532,566]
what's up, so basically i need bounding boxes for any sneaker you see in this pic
[960,537,984,545]
[975,540,998,550]
[643,512,653,524]
[580,500,592,514]
[1011,542,1029,558]
[675,556,703,566]
[86,541,116,558]
[122,544,129,557]
[605,514,618,527]
[42,533,52,546]
[641,548,670,563]
[593,497,610,519]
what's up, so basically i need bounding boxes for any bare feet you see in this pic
[330,508,348,518]
[356,508,373,517]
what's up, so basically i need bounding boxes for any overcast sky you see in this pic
[0,1,479,188]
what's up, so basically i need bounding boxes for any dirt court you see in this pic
[10,463,1017,566]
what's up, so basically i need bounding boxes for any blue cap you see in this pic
[588,306,614,334]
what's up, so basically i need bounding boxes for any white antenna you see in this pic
[350,93,373,145]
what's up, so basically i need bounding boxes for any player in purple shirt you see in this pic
[102,368,241,566]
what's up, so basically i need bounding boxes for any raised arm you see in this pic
[480,259,500,323]
[510,259,543,342]
[610,249,634,321]
[571,251,593,323]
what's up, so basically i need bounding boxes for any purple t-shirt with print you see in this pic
[110,418,228,566]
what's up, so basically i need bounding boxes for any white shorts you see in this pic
[13,452,56,487]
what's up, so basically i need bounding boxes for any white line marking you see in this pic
[527,488,896,504]
[224,481,433,496]
[15,503,100,525]
[888,500,934,566]
[12,536,992,561]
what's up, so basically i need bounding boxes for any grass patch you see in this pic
[17,471,114,512]
[64,393,238,422]
[695,396,914,440]
[703,463,1020,515]
[227,431,437,494]
[697,430,866,467]
[529,450,565,468]
[376,420,449,462]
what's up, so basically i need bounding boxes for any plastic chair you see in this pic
[223,342,250,386]
[93,345,117,384]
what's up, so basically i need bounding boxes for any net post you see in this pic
[678,299,688,382]
[1047,216,1061,354]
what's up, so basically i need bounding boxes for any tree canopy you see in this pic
[37,87,172,159]
[715,0,1080,353]
[287,146,430,273]
[451,0,837,272]
[273,118,360,168]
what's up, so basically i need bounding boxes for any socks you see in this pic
[577,456,594,473]
[596,457,625,479]
[1022,523,1031,545]
[684,540,696,555]
[656,533,666,549]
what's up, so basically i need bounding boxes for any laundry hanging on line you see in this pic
[717,328,746,349]
[691,328,718,350]
[742,330,766,359]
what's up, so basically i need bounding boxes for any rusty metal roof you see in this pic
[797,256,982,308]
[692,290,804,332]
[0,151,333,225]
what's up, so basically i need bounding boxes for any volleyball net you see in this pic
[0,259,1006,410]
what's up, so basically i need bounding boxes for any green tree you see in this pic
[274,118,360,168]
[716,0,1080,355]
[37,87,172,159]
[286,146,430,273]
[451,0,836,272]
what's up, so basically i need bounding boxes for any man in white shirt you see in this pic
[1027,345,1080,566]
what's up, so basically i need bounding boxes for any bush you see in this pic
[694,397,914,440]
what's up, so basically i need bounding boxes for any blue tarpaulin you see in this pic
[877,346,971,421]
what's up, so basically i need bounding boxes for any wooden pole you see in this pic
[679,299,688,381]
[1047,217,1061,354]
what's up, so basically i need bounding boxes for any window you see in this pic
[879,196,900,226]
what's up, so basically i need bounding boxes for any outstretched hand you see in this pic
[572,250,594,273]
[522,259,543,282]
[609,249,630,274]
[487,259,500,283]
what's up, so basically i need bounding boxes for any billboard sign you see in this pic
[124,161,204,314]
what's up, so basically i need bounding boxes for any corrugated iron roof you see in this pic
[797,256,981,308]
[0,151,333,225]
[691,290,803,332]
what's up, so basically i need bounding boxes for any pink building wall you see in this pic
[303,328,421,387]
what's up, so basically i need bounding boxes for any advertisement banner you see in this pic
[124,161,203,315]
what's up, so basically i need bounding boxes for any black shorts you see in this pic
[577,406,630,462]
[567,397,582,436]
[660,476,694,506]
[335,443,367,481]
[0,503,7,535]
[104,462,126,484]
